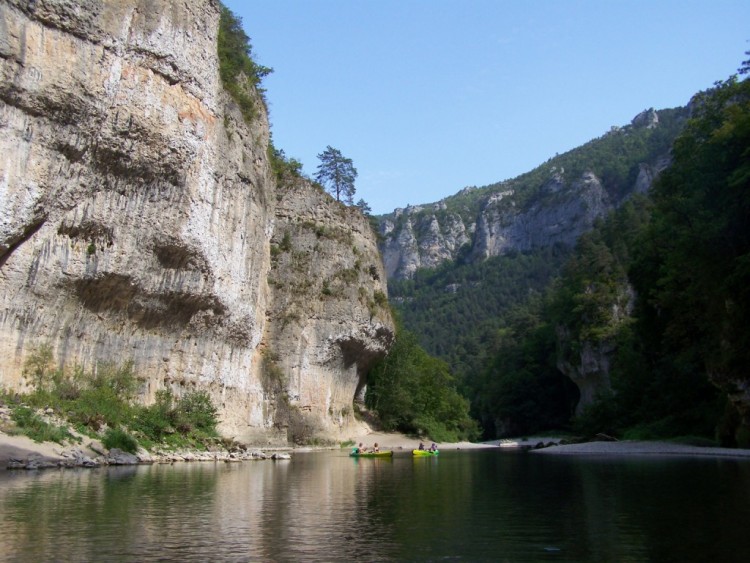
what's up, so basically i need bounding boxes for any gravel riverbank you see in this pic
[530,440,750,458]
[5,428,750,471]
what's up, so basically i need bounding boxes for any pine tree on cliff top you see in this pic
[315,146,358,205]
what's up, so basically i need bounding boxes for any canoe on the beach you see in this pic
[349,450,393,458]
[412,449,439,456]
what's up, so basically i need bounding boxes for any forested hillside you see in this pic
[387,107,688,384]
[389,245,571,380]
[471,70,750,443]
[380,62,750,446]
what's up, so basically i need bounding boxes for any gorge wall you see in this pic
[378,109,672,281]
[0,0,393,444]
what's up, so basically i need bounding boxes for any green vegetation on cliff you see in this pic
[218,4,312,185]
[217,3,272,122]
[626,71,750,445]
[3,345,220,453]
[471,69,750,444]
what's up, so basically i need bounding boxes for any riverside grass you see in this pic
[5,345,220,453]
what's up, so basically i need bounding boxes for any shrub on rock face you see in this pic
[22,343,55,393]
[103,427,139,454]
[174,390,219,434]
[133,390,176,441]
[217,5,272,122]
[131,389,220,442]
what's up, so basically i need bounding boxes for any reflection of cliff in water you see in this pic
[2,451,750,561]
[0,464,218,560]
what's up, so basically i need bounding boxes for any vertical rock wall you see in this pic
[0,0,393,444]
[266,176,393,443]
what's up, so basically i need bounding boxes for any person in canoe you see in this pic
[352,442,368,454]
[373,443,379,453]
[418,441,425,450]
[430,443,438,452]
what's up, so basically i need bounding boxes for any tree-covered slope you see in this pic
[378,107,688,279]
[389,245,571,382]
[471,70,750,443]
[385,107,689,386]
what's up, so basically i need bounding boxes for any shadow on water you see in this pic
[1,450,749,562]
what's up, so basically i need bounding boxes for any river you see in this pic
[1,448,749,562]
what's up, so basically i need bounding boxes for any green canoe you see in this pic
[349,450,393,458]
[412,449,439,456]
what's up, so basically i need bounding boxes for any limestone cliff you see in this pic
[266,175,393,442]
[0,0,393,444]
[379,109,682,280]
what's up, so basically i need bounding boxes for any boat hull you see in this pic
[349,451,393,458]
[412,449,439,456]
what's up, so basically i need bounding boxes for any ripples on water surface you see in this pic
[1,449,750,561]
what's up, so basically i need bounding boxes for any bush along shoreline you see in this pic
[1,345,291,470]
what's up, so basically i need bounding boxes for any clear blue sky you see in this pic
[223,1,749,215]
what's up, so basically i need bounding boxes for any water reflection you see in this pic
[1,450,749,562]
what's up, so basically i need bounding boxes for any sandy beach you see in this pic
[0,431,90,467]
[357,431,493,451]
[362,433,750,459]
[529,439,750,458]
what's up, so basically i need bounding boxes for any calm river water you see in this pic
[1,448,750,562]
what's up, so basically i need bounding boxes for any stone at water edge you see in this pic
[106,448,140,465]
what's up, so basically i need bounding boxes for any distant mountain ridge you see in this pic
[378,107,687,280]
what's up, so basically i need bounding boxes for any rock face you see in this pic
[378,127,673,281]
[0,0,393,444]
[556,336,616,416]
[266,175,393,443]
[380,203,473,279]
[560,281,638,415]
[470,171,609,261]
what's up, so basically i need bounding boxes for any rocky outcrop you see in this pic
[0,0,393,444]
[380,203,472,279]
[631,108,659,129]
[556,336,616,416]
[265,175,393,444]
[378,113,677,280]
[470,171,610,261]
[555,281,637,414]
[379,169,620,280]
